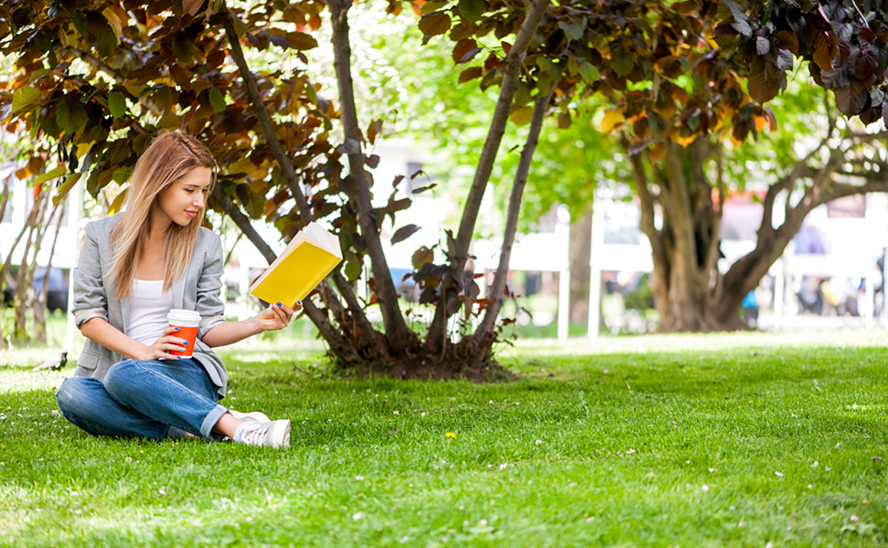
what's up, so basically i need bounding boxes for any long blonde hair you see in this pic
[109,132,217,300]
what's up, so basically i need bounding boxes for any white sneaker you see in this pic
[238,420,291,449]
[228,409,270,423]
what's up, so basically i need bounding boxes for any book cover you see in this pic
[249,222,343,306]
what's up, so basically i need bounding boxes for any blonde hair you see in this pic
[109,132,217,300]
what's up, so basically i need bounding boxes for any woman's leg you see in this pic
[103,358,229,440]
[55,377,170,439]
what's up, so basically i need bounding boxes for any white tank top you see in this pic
[126,279,174,346]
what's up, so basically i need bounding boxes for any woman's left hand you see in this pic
[256,301,300,332]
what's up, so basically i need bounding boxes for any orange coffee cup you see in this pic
[168,309,200,358]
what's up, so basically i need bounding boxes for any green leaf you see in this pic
[344,253,363,281]
[53,173,82,206]
[558,20,585,40]
[108,91,126,118]
[112,167,133,184]
[509,105,534,126]
[458,0,486,22]
[12,86,40,113]
[87,12,118,57]
[208,86,226,114]
[56,99,88,135]
[35,166,65,186]
[579,63,600,84]
[610,50,634,78]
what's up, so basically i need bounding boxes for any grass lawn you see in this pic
[2,330,888,546]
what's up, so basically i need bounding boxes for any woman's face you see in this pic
[155,167,212,228]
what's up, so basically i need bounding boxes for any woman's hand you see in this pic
[137,326,188,360]
[255,301,299,332]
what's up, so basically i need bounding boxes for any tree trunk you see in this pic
[628,128,888,332]
[325,0,414,355]
[426,0,550,354]
[569,212,592,325]
[33,201,66,345]
[475,87,553,348]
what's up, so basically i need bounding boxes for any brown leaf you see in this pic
[419,11,451,37]
[834,80,868,116]
[452,38,478,64]
[458,66,483,84]
[170,64,191,91]
[812,30,838,71]
[367,119,383,145]
[854,45,879,80]
[412,245,434,269]
[775,30,799,55]
[747,57,780,104]
[392,224,421,244]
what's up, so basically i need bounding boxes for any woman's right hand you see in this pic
[137,326,187,360]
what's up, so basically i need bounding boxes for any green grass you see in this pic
[3,331,888,546]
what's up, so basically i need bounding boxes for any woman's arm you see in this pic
[80,317,187,361]
[201,302,297,348]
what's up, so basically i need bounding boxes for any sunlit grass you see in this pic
[3,331,888,546]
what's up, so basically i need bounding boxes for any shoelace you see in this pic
[240,423,269,445]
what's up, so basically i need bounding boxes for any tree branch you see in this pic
[326,0,411,353]
[475,86,553,345]
[212,185,277,264]
[426,0,550,354]
[221,9,314,223]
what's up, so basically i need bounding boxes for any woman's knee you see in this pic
[103,360,142,394]
[56,377,102,423]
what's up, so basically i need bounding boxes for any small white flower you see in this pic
[158,487,166,496]
[701,485,709,492]
[499,463,508,470]
[69,491,78,497]
[51,410,60,416]
[851,515,860,522]
[356,476,364,481]
[421,412,426,417]
[479,519,488,526]
[811,461,819,467]
[808,484,813,489]
[626,449,636,455]
[352,512,364,521]
[775,471,784,477]
[535,439,542,446]
[393,410,399,415]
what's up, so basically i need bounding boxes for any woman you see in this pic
[56,132,297,449]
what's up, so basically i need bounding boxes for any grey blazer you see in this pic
[71,214,229,397]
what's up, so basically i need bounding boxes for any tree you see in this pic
[597,0,888,330]
[0,0,596,376]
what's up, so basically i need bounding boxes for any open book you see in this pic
[249,222,343,307]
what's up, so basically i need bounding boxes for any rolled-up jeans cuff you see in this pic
[200,404,228,439]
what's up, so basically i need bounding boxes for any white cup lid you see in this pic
[168,309,201,324]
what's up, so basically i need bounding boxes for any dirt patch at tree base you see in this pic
[345,356,516,383]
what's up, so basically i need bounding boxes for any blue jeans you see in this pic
[55,358,228,440]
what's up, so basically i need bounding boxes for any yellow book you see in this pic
[249,222,343,307]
